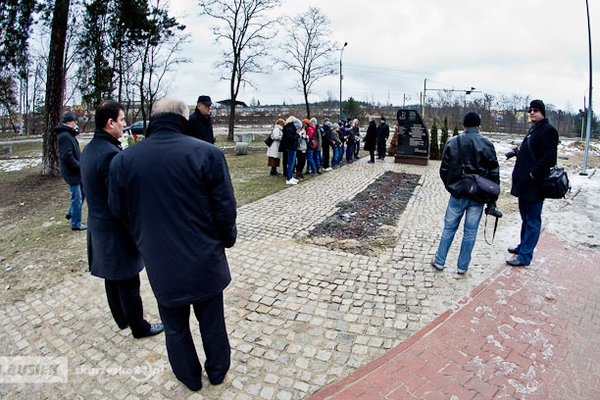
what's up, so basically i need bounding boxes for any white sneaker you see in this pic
[324,167,332,171]
[286,179,297,185]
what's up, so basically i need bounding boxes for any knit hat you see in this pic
[529,99,546,117]
[463,112,481,127]
[293,118,302,129]
[62,112,77,123]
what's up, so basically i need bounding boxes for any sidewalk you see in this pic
[308,231,600,399]
[0,155,597,399]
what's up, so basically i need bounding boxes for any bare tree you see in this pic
[276,7,336,118]
[199,0,280,141]
[41,0,70,176]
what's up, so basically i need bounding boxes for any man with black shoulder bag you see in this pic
[432,112,500,276]
[506,99,559,267]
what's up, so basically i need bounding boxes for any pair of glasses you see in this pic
[529,108,540,113]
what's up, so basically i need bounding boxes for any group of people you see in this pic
[432,100,559,275]
[265,115,392,184]
[55,96,235,391]
[53,94,559,392]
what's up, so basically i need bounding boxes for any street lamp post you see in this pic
[422,78,478,120]
[339,42,348,120]
[581,0,593,175]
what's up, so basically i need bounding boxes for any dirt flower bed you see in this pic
[308,171,421,255]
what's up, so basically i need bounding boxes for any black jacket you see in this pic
[108,113,237,307]
[280,122,299,151]
[188,109,214,143]
[510,119,558,201]
[81,129,143,280]
[364,121,377,151]
[440,127,500,199]
[55,124,81,185]
[376,122,390,142]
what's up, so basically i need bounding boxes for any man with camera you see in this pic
[432,112,500,276]
[506,99,558,267]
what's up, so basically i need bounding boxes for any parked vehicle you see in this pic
[125,121,149,136]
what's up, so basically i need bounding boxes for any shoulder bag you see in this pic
[524,137,570,199]
[457,136,500,203]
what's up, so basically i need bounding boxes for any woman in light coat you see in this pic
[267,119,284,176]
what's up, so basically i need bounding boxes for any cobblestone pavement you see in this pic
[0,157,524,399]
[308,232,600,399]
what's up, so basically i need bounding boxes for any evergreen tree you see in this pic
[453,122,459,136]
[440,116,449,154]
[342,97,362,120]
[429,118,440,160]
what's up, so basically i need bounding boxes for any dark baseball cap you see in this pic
[62,112,77,123]
[197,95,212,106]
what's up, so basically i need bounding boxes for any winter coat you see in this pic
[376,122,390,142]
[188,109,215,144]
[315,125,323,151]
[55,124,81,185]
[306,125,316,150]
[81,129,143,280]
[439,127,500,200]
[364,121,377,151]
[108,113,237,307]
[297,129,307,152]
[322,123,333,145]
[510,119,558,202]
[267,124,283,159]
[280,122,299,151]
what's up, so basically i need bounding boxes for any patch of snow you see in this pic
[0,158,41,172]
[510,316,538,325]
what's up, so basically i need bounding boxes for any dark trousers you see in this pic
[516,198,544,266]
[369,150,375,162]
[157,292,230,391]
[105,275,150,337]
[377,140,386,159]
[322,142,331,168]
[296,151,306,176]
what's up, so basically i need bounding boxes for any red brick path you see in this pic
[308,233,600,399]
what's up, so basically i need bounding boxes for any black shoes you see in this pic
[71,224,87,231]
[508,247,519,255]
[65,213,71,220]
[134,322,164,339]
[506,258,527,267]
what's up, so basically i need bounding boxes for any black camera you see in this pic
[485,203,503,218]
[505,147,519,159]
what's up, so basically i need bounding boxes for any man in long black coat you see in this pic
[376,116,390,160]
[55,112,86,230]
[81,100,163,339]
[188,95,214,143]
[507,99,558,267]
[364,116,377,163]
[108,97,237,391]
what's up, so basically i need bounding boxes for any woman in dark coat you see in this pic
[364,115,377,163]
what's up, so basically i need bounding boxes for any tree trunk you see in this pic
[227,68,236,142]
[304,86,310,118]
[41,0,70,176]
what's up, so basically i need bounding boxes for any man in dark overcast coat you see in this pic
[188,95,215,143]
[81,100,163,339]
[108,97,237,391]
[507,99,558,267]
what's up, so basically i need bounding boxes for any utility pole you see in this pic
[581,0,593,175]
[339,42,348,120]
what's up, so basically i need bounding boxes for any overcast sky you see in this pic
[166,0,598,113]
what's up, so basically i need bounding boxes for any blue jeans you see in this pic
[331,146,339,166]
[68,184,83,228]
[286,150,297,180]
[513,198,543,266]
[434,196,484,271]
[346,143,354,161]
[306,149,316,173]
